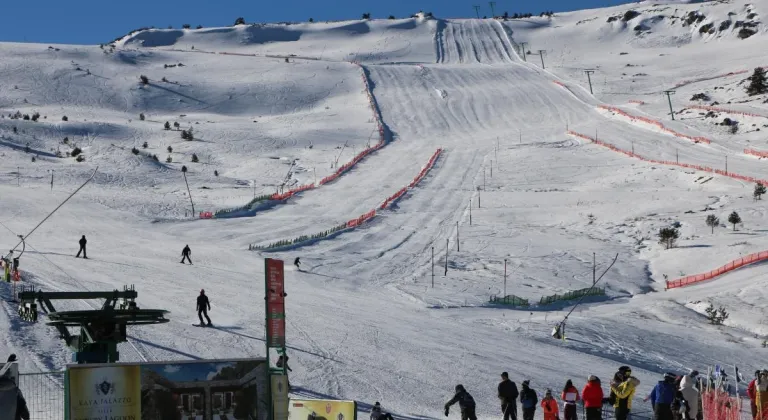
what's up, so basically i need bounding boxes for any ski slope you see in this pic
[2,2,768,419]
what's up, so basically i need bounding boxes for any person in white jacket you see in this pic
[679,373,700,420]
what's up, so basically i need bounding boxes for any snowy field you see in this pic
[1,1,768,419]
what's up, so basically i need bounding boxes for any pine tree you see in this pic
[658,227,680,249]
[705,214,719,234]
[746,67,767,96]
[755,182,766,200]
[728,211,742,231]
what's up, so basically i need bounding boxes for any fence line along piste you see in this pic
[249,148,442,252]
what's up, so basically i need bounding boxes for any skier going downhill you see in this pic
[499,372,520,420]
[294,257,301,270]
[76,235,87,259]
[197,289,212,327]
[181,245,192,264]
[445,384,477,420]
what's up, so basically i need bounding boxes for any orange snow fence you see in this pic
[674,70,749,89]
[745,148,768,158]
[686,105,768,120]
[271,183,316,201]
[665,250,768,290]
[701,390,742,420]
[598,105,711,144]
[568,130,768,187]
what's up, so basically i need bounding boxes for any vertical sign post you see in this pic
[265,258,288,420]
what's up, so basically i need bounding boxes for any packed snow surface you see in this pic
[2,1,768,418]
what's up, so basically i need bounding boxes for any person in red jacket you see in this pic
[582,375,605,420]
[542,389,560,420]
[749,371,758,420]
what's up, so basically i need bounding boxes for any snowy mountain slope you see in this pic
[2,1,768,419]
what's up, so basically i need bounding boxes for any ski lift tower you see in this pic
[17,285,169,364]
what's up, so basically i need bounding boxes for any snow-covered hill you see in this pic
[1,0,768,418]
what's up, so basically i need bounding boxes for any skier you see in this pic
[371,402,394,420]
[520,380,539,420]
[196,289,212,326]
[499,372,520,420]
[582,376,604,420]
[541,389,560,420]
[181,245,192,264]
[444,384,477,420]
[679,373,700,420]
[649,373,677,420]
[611,374,640,420]
[0,355,29,420]
[294,257,301,270]
[561,380,580,420]
[76,235,87,259]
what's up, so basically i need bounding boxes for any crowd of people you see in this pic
[370,367,768,420]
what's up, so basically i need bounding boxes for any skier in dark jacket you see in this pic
[0,355,30,420]
[181,245,192,264]
[371,402,394,420]
[76,235,87,259]
[499,372,520,420]
[196,289,211,326]
[294,257,301,269]
[650,373,678,420]
[445,384,477,420]
[520,380,539,420]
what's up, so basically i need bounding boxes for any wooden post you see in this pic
[444,239,449,275]
[456,221,460,252]
[431,247,434,288]
[504,259,507,297]
[469,199,472,225]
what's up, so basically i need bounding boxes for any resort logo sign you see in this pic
[68,365,141,420]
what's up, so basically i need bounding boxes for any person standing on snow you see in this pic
[757,370,768,420]
[611,374,640,420]
[276,352,292,390]
[561,380,580,420]
[371,402,394,420]
[196,289,212,326]
[679,372,700,420]
[76,235,87,259]
[499,372,520,420]
[749,371,760,420]
[541,389,560,420]
[582,376,604,420]
[181,245,192,264]
[649,373,677,420]
[445,384,477,420]
[520,380,539,420]
[609,366,632,406]
[0,354,30,420]
[294,257,301,270]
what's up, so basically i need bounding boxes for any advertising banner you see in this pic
[66,358,267,420]
[68,364,141,420]
[289,399,357,420]
[265,258,286,347]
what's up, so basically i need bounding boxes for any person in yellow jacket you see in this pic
[612,376,641,420]
[757,370,768,420]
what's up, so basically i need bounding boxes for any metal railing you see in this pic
[18,371,65,420]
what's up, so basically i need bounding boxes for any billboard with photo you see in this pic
[66,358,268,420]
[288,399,357,420]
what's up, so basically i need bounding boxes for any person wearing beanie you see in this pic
[679,373,700,420]
[582,375,604,420]
[649,373,677,420]
[499,372,520,420]
[542,389,560,420]
[611,375,640,420]
[520,380,539,420]
[445,384,477,420]
[749,371,760,420]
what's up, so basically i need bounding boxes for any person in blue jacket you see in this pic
[649,373,678,420]
[520,380,539,420]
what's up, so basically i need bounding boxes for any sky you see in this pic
[0,0,634,45]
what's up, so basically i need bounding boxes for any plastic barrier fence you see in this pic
[489,295,530,307]
[598,105,711,144]
[686,104,768,119]
[539,287,605,305]
[568,130,768,187]
[701,389,742,420]
[745,148,768,158]
[250,149,442,251]
[665,250,768,290]
[674,70,749,89]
